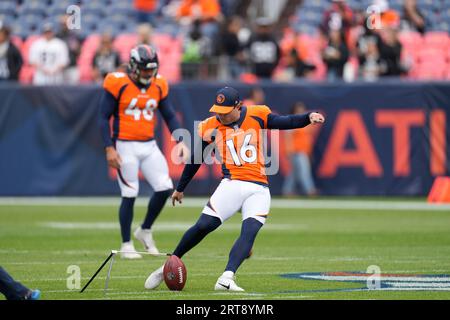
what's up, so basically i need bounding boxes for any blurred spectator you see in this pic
[358,37,385,81]
[285,47,316,79]
[403,0,426,33]
[0,24,23,81]
[56,15,82,84]
[29,23,69,85]
[282,102,318,197]
[379,27,405,76]
[221,16,246,79]
[117,63,129,73]
[372,0,400,29]
[177,0,223,46]
[181,19,213,79]
[322,29,349,81]
[243,87,265,106]
[321,0,354,42]
[357,20,384,81]
[134,0,159,26]
[137,23,155,47]
[92,33,121,83]
[246,17,281,79]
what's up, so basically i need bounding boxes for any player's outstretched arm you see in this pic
[267,112,325,130]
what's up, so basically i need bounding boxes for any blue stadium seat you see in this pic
[19,2,48,18]
[11,23,30,39]
[0,14,15,27]
[105,5,135,18]
[97,21,122,37]
[82,7,105,18]
[0,2,17,17]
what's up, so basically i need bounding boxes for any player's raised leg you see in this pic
[145,179,244,290]
[135,141,174,254]
[116,141,142,259]
[144,213,221,289]
[215,183,270,291]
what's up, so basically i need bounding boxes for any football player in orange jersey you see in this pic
[145,87,324,291]
[99,45,189,259]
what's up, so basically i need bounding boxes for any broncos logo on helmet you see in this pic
[129,45,159,85]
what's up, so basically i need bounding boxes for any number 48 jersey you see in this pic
[103,72,169,141]
[198,105,272,186]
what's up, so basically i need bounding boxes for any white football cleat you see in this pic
[144,265,164,290]
[214,271,245,292]
[134,227,160,255]
[120,241,142,259]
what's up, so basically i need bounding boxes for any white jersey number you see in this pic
[125,98,158,121]
[226,134,257,166]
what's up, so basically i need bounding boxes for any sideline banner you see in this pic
[0,82,448,196]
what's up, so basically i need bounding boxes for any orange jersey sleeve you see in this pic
[153,74,169,100]
[247,105,272,128]
[103,72,128,99]
[197,116,219,143]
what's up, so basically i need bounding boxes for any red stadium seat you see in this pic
[423,32,450,50]
[416,48,446,64]
[446,66,450,79]
[398,31,423,49]
[21,35,41,64]
[19,65,35,84]
[18,35,42,83]
[415,63,446,80]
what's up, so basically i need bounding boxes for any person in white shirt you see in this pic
[29,23,69,85]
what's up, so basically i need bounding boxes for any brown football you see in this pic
[163,255,187,291]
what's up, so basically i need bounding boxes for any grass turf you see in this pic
[1,199,450,300]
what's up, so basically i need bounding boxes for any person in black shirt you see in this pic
[379,27,405,76]
[221,16,246,79]
[322,29,349,81]
[92,33,121,82]
[246,17,281,79]
[0,24,23,81]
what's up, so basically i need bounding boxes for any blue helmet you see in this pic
[129,44,159,85]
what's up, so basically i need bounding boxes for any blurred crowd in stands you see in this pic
[0,0,449,84]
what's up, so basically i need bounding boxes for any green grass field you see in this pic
[1,198,450,300]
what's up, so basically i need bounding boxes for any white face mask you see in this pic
[138,76,151,85]
[137,68,157,85]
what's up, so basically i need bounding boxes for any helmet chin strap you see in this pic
[138,77,151,85]
[136,68,157,86]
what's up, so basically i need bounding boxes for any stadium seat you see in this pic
[0,2,16,17]
[398,31,423,49]
[18,2,48,18]
[21,34,41,64]
[423,32,450,50]
[415,64,446,80]
[416,48,446,65]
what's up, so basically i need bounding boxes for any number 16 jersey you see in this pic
[198,105,272,186]
[103,72,169,142]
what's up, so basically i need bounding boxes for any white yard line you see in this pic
[0,197,449,211]
[38,221,308,231]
